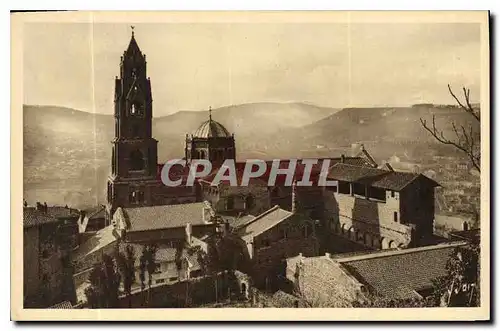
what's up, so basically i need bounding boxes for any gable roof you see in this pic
[23,208,61,228]
[238,205,293,242]
[327,163,439,191]
[120,202,211,232]
[336,242,467,299]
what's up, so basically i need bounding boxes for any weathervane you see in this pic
[131,25,135,36]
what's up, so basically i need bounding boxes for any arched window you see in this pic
[200,150,206,159]
[245,195,254,209]
[130,150,144,170]
[463,222,469,231]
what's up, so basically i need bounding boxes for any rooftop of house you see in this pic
[73,225,119,262]
[222,214,256,230]
[117,202,213,232]
[288,241,468,302]
[44,205,80,219]
[23,207,61,228]
[79,205,107,233]
[237,205,294,242]
[336,241,468,300]
[327,163,440,191]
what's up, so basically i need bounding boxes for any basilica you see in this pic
[71,30,441,298]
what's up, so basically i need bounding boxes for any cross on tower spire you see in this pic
[209,106,212,121]
[131,25,135,37]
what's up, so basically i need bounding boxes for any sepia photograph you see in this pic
[10,10,490,321]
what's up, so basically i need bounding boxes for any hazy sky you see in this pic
[23,22,481,115]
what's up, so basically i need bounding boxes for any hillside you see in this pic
[23,103,480,210]
[259,105,480,161]
[23,103,337,208]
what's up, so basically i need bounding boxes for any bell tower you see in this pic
[106,28,162,222]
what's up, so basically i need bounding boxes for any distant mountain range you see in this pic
[23,102,479,209]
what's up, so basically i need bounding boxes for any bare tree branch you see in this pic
[448,84,480,121]
[420,85,480,172]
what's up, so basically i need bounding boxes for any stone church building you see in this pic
[104,30,441,253]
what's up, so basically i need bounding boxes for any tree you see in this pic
[420,85,480,172]
[139,244,158,306]
[84,254,121,308]
[429,243,480,307]
[116,245,136,308]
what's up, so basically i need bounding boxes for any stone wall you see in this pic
[287,255,366,307]
[324,190,412,249]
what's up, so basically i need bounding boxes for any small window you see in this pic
[393,211,398,223]
[169,277,178,282]
[155,278,165,284]
[391,191,395,198]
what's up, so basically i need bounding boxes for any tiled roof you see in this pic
[327,163,439,191]
[49,301,73,309]
[337,242,467,299]
[238,205,293,242]
[23,208,60,228]
[46,206,80,219]
[328,163,388,183]
[121,202,210,232]
[370,172,420,191]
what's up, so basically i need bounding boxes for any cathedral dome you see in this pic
[192,109,231,138]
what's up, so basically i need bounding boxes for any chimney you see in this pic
[325,252,331,259]
[291,180,299,214]
[36,202,43,212]
[43,202,48,213]
[340,154,345,163]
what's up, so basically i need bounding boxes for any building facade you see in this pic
[324,163,440,249]
[23,207,76,308]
